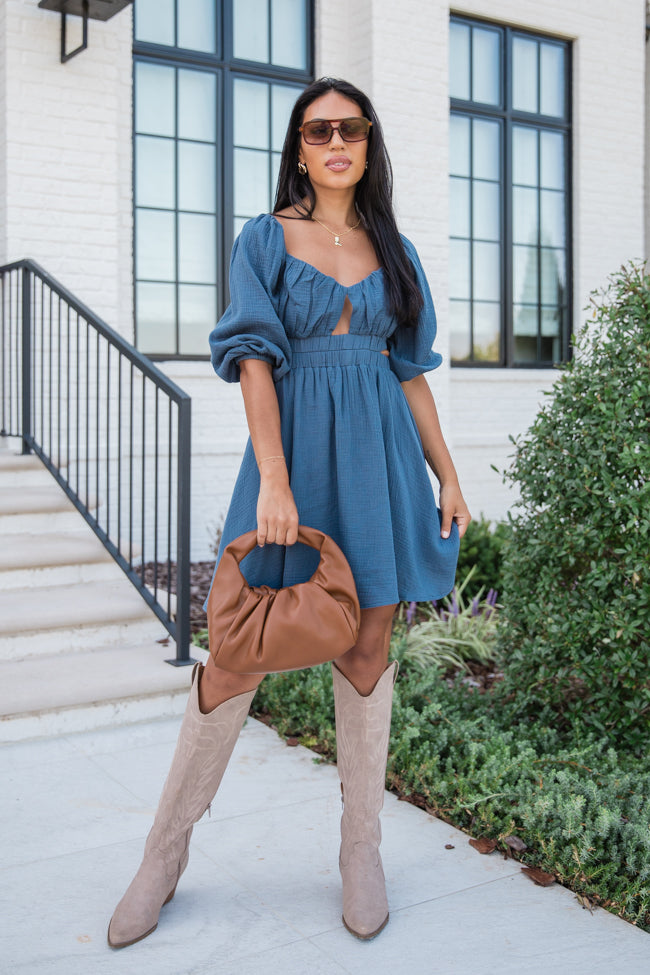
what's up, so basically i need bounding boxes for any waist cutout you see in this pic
[289,334,391,369]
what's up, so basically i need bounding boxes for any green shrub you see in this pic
[496,262,650,753]
[455,516,509,595]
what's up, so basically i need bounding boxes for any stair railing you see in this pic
[0,260,194,665]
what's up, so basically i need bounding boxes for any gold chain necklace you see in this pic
[311,214,361,246]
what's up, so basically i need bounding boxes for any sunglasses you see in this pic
[298,117,372,145]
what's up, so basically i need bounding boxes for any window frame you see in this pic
[132,0,314,360]
[449,14,573,368]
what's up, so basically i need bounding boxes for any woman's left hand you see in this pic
[439,481,472,540]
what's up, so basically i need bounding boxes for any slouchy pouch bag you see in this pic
[207,525,361,674]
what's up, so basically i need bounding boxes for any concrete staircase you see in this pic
[0,437,202,743]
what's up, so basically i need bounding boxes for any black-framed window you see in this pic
[133,0,313,358]
[449,16,572,367]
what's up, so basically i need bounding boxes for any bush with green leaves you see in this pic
[496,261,650,753]
[454,515,509,595]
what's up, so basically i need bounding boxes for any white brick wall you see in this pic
[1,0,646,558]
[0,0,134,337]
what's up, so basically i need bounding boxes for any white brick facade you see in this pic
[0,1,647,557]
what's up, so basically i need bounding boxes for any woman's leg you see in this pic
[108,659,264,949]
[332,604,399,940]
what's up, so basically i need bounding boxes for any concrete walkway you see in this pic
[0,704,647,975]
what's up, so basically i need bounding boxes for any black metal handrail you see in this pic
[0,259,194,665]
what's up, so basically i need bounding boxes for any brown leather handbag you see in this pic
[206,525,361,674]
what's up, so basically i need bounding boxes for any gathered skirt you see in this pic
[208,334,460,610]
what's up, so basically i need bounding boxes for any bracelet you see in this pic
[258,455,286,465]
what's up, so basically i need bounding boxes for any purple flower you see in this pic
[471,596,480,617]
[406,601,417,627]
[450,590,459,617]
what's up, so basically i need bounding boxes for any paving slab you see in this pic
[0,710,646,975]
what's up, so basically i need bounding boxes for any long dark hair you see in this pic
[273,77,423,329]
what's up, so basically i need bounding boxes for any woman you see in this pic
[108,77,471,949]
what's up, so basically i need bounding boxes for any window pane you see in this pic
[272,84,298,152]
[512,125,538,186]
[234,148,271,217]
[179,213,216,283]
[136,210,175,281]
[178,142,216,212]
[179,285,217,355]
[450,301,471,360]
[234,79,270,150]
[540,130,564,190]
[137,283,176,354]
[450,177,470,238]
[540,189,565,248]
[513,304,538,337]
[513,245,539,305]
[272,0,307,69]
[450,21,470,100]
[178,69,216,143]
[473,242,500,301]
[135,0,174,46]
[473,181,500,241]
[233,216,249,239]
[473,302,500,361]
[541,305,561,338]
[472,27,500,105]
[450,114,470,177]
[513,305,538,362]
[541,248,565,304]
[234,0,269,62]
[472,118,500,181]
[512,36,538,113]
[136,136,175,209]
[540,43,565,117]
[135,62,175,137]
[450,238,470,299]
[513,186,538,246]
[177,0,216,53]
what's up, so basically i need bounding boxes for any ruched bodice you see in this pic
[206,213,459,609]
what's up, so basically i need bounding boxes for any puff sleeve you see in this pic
[209,214,291,383]
[387,234,443,382]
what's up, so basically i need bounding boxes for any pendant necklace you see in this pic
[311,214,361,246]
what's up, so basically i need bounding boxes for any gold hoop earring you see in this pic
[298,161,307,175]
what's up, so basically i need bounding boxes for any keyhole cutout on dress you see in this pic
[331,294,352,336]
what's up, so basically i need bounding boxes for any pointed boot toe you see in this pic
[340,840,389,940]
[107,848,183,949]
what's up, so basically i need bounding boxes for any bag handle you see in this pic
[219,525,350,594]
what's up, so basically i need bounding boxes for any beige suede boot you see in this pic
[332,661,397,940]
[107,663,256,949]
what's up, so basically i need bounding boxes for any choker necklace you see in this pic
[311,214,361,246]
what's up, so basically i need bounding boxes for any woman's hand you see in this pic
[256,462,299,547]
[439,481,472,540]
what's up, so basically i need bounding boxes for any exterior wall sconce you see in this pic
[38,0,133,63]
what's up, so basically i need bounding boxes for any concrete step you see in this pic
[0,531,129,590]
[0,641,206,742]
[0,579,169,659]
[0,483,77,517]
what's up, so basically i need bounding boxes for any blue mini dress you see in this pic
[207,212,459,610]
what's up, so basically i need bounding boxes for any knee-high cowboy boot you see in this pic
[332,661,397,940]
[108,663,257,949]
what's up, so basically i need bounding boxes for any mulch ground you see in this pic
[142,560,212,634]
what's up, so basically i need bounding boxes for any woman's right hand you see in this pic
[256,463,299,547]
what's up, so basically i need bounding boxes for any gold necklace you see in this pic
[311,214,361,246]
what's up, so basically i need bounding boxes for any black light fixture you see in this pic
[38,0,133,63]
